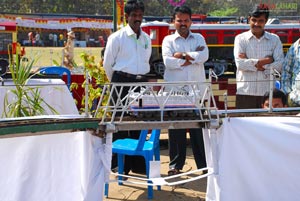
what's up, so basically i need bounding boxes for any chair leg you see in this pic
[154,148,161,191]
[104,183,109,197]
[117,154,124,185]
[145,157,154,199]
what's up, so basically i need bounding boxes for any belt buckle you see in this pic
[136,75,142,80]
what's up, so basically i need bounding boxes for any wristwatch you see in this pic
[182,53,186,60]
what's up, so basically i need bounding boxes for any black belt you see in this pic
[114,71,145,80]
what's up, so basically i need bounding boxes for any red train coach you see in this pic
[0,22,25,75]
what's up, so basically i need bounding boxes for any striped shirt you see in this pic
[281,39,300,105]
[234,30,284,96]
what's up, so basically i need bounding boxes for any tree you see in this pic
[0,0,299,17]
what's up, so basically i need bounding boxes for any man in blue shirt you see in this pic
[281,38,300,106]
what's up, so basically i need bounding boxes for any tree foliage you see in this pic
[0,0,299,17]
[209,7,239,16]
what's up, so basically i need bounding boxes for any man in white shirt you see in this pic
[103,0,151,176]
[162,5,208,175]
[35,32,41,46]
[103,3,151,82]
[234,4,284,109]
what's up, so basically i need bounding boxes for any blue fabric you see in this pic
[281,39,300,105]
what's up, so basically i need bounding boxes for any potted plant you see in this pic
[70,52,109,118]
[3,55,57,118]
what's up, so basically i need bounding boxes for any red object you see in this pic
[0,22,17,31]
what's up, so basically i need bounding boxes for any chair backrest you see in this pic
[136,129,149,150]
[136,129,161,151]
[149,129,161,150]
[39,66,71,89]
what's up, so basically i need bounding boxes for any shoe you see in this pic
[168,168,181,176]
[111,167,118,173]
[202,170,208,174]
[115,175,129,181]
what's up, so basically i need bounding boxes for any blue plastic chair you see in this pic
[105,129,161,199]
[39,66,71,90]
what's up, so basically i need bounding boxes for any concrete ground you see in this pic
[104,135,207,201]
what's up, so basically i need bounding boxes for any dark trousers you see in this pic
[110,71,147,174]
[236,94,263,109]
[111,130,141,174]
[168,128,207,170]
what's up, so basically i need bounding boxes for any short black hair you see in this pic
[172,5,192,20]
[249,3,269,20]
[262,88,287,106]
[125,0,144,15]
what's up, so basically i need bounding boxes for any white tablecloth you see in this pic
[0,131,112,201]
[205,117,300,201]
[0,78,78,117]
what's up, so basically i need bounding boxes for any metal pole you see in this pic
[268,67,274,113]
[113,0,117,32]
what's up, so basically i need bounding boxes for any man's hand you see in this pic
[196,46,205,51]
[255,64,265,71]
[239,53,247,59]
[173,52,194,63]
[255,56,274,71]
[263,56,274,64]
[173,52,183,59]
[181,60,192,66]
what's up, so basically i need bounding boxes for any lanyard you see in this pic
[131,34,148,49]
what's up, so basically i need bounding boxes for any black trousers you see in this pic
[236,94,263,109]
[168,128,206,170]
[110,71,147,174]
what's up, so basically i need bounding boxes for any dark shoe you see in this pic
[111,167,118,173]
[202,170,208,174]
[168,168,181,176]
[115,174,129,181]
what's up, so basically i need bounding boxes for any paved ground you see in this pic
[104,136,207,201]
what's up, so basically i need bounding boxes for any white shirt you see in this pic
[234,30,284,96]
[35,33,40,41]
[162,31,209,82]
[103,25,152,81]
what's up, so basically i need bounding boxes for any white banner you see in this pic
[0,17,113,30]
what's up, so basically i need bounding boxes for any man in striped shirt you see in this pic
[234,4,284,109]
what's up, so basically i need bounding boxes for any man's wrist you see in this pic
[182,53,186,60]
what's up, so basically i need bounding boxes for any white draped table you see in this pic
[204,116,300,201]
[0,78,78,117]
[0,130,112,201]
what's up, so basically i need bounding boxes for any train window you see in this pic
[224,30,236,35]
[292,36,298,43]
[279,36,288,43]
[292,29,300,43]
[223,36,235,44]
[0,33,12,51]
[206,30,218,35]
[275,30,288,43]
[150,29,157,40]
[275,30,287,35]
[206,36,218,44]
